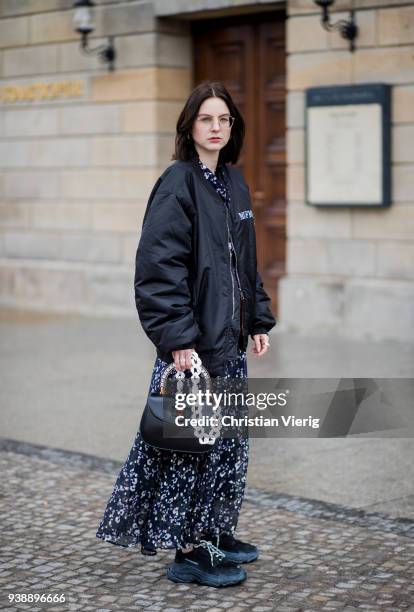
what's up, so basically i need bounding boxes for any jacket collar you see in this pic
[183,158,234,205]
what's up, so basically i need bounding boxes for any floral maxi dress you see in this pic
[96,159,249,553]
[95,351,248,552]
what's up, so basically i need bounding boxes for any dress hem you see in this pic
[95,526,236,552]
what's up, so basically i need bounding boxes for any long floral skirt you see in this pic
[95,349,249,552]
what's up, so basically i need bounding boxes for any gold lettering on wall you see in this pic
[0,80,84,103]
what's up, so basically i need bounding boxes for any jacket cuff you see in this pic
[249,327,271,339]
[171,342,196,351]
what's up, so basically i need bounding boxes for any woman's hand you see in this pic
[172,348,194,372]
[251,334,270,357]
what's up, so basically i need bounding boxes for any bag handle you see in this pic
[159,350,211,395]
[159,351,220,445]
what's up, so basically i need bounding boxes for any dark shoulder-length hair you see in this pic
[171,81,245,165]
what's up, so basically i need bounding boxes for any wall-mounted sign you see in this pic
[305,83,391,207]
[0,80,84,104]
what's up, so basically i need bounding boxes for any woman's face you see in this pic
[191,96,232,157]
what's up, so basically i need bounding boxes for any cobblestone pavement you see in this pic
[0,440,413,612]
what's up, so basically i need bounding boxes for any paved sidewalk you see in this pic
[1,442,413,612]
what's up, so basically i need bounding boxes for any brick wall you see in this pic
[0,0,192,315]
[279,0,414,341]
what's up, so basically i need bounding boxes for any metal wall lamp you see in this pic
[72,0,116,71]
[314,0,358,53]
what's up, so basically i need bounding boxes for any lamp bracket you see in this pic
[315,1,358,52]
[79,34,116,71]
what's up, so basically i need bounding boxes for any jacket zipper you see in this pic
[219,166,247,337]
[240,292,245,337]
[224,200,246,333]
[225,216,236,318]
[230,235,244,300]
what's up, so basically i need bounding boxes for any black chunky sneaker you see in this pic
[166,540,247,587]
[202,532,259,564]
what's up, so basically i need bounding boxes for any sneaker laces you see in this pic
[195,539,226,566]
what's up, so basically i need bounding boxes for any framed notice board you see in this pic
[305,83,391,207]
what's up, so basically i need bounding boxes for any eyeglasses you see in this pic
[196,114,235,129]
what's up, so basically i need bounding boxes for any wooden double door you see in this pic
[193,10,286,313]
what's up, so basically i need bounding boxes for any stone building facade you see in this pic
[283,0,414,342]
[0,0,413,342]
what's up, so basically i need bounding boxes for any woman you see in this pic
[96,81,276,588]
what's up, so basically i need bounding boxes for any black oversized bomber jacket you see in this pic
[134,157,276,377]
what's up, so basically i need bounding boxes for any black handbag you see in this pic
[140,351,221,454]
